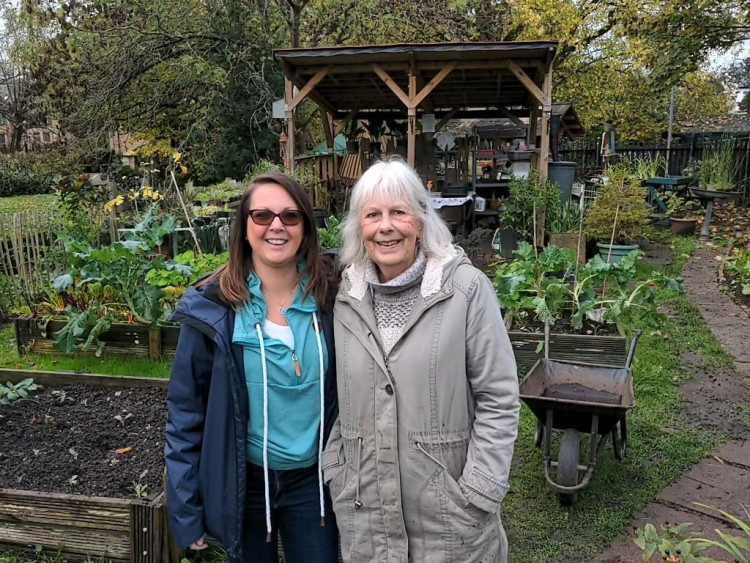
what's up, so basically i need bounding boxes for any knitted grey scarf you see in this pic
[365,251,427,354]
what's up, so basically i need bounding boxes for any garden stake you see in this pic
[575,200,585,280]
[532,203,539,260]
[606,202,621,264]
[170,170,203,255]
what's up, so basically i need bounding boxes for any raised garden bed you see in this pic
[0,369,179,562]
[505,315,628,374]
[13,318,180,360]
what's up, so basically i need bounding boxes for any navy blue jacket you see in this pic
[164,280,338,561]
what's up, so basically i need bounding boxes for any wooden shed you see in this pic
[274,41,558,185]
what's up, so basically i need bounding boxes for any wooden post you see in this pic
[407,71,417,167]
[148,327,162,361]
[285,77,295,170]
[320,107,334,152]
[536,61,554,245]
[539,66,553,180]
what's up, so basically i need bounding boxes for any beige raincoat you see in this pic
[323,252,520,563]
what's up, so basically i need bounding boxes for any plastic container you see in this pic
[508,150,533,162]
[548,161,577,204]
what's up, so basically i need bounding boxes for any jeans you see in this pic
[243,463,338,563]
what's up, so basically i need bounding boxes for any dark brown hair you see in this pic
[198,172,336,312]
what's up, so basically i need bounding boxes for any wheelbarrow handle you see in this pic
[625,330,642,369]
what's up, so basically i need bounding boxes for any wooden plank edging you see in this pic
[0,368,168,389]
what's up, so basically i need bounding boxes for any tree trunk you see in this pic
[10,124,24,153]
[291,6,300,47]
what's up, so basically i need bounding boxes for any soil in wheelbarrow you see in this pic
[0,383,166,499]
[542,383,622,405]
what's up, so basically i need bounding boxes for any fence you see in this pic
[0,210,64,319]
[559,136,750,203]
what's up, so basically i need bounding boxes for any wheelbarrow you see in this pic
[519,331,641,505]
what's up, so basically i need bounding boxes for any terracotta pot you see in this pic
[489,199,501,211]
[669,217,698,236]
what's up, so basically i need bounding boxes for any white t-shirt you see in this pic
[263,318,295,349]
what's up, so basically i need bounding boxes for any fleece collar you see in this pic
[344,249,458,301]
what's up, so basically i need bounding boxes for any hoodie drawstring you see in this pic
[253,315,328,542]
[312,311,326,527]
[254,323,273,543]
[354,436,363,509]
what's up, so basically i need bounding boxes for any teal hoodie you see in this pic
[232,271,328,470]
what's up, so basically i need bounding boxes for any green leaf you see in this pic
[132,284,166,324]
[53,307,98,355]
[81,315,113,353]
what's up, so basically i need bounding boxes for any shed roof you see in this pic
[274,41,558,119]
[443,103,585,139]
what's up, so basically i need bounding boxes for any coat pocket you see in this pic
[331,433,375,562]
[321,447,347,502]
[415,440,486,522]
[415,440,501,562]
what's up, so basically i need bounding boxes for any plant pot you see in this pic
[152,243,171,258]
[549,233,585,264]
[669,217,698,237]
[548,161,577,204]
[499,228,519,259]
[596,242,639,264]
[489,199,501,211]
[507,150,533,162]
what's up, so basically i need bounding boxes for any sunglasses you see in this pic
[248,209,304,226]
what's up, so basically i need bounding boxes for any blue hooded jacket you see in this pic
[164,280,338,562]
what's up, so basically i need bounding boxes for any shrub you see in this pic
[584,163,652,243]
[0,167,55,197]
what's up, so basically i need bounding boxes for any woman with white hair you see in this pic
[322,157,520,562]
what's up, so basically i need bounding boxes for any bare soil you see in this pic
[723,268,750,314]
[0,383,166,499]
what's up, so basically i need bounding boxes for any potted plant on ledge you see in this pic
[584,163,651,263]
[664,191,703,236]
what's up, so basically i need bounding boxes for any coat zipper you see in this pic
[291,349,302,376]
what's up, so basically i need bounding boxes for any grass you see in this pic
[504,235,743,562]
[0,325,173,379]
[0,194,57,216]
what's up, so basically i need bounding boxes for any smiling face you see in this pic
[361,194,422,282]
[246,183,304,271]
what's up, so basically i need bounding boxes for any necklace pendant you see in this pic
[279,307,287,316]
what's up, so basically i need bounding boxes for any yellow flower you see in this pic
[104,195,125,213]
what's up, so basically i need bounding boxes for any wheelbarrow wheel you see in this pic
[557,429,580,506]
[534,419,544,448]
[612,419,628,461]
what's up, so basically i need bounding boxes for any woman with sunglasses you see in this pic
[165,172,339,563]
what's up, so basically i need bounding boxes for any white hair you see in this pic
[341,156,455,267]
